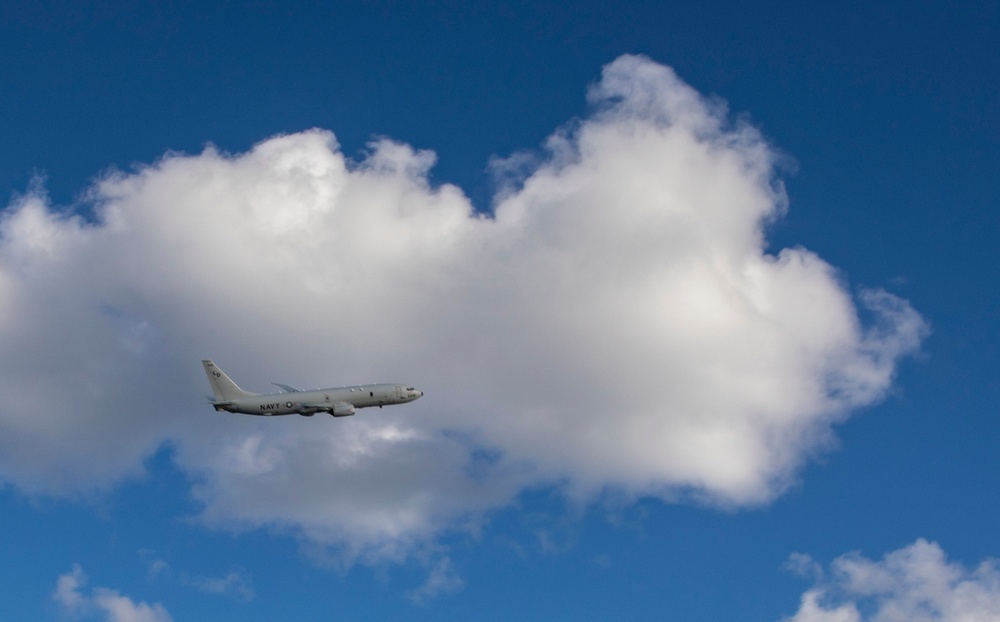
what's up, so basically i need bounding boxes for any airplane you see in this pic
[202,360,423,417]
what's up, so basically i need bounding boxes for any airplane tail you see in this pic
[202,360,256,401]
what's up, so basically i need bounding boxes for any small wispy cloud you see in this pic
[182,568,255,602]
[406,555,465,604]
[138,549,171,581]
[785,552,825,582]
[53,564,172,622]
[138,549,254,602]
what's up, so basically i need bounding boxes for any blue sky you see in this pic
[1,2,998,620]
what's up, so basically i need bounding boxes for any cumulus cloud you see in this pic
[0,55,926,561]
[783,539,1000,621]
[53,565,172,622]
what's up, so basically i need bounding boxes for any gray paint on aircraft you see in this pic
[202,360,422,417]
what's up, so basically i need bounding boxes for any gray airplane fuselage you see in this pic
[203,360,422,417]
[220,384,421,416]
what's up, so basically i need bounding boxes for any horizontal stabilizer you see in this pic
[272,383,300,393]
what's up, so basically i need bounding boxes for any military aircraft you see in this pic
[202,360,423,417]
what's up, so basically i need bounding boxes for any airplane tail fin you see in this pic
[202,360,256,401]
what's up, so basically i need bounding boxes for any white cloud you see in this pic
[0,55,926,561]
[53,564,89,613]
[783,539,1000,621]
[406,555,465,604]
[138,550,170,581]
[182,568,254,602]
[52,565,173,622]
[137,550,254,602]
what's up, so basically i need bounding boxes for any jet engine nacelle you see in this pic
[332,403,356,417]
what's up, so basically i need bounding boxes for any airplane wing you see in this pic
[272,383,300,393]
